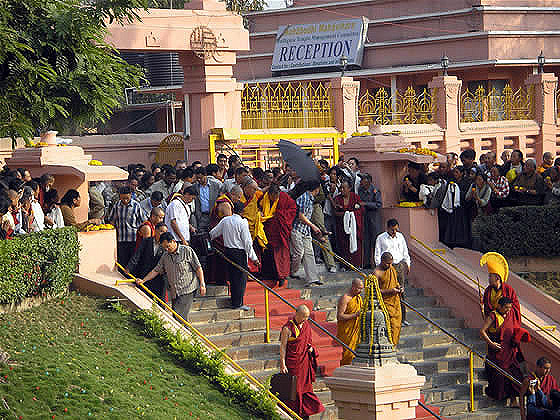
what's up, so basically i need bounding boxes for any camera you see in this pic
[530,379,538,386]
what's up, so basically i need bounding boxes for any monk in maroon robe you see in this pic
[334,179,364,267]
[480,296,526,402]
[260,185,296,286]
[280,305,324,419]
[520,357,559,420]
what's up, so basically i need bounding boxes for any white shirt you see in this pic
[165,197,191,243]
[374,231,411,267]
[31,200,45,231]
[209,214,258,262]
[47,206,64,229]
[223,178,238,193]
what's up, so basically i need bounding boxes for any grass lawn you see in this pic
[0,293,261,420]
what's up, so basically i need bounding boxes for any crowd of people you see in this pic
[1,149,559,420]
[405,149,560,249]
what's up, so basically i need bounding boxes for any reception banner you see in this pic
[271,18,368,72]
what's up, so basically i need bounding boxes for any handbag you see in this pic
[270,373,297,401]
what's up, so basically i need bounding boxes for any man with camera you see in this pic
[520,357,559,420]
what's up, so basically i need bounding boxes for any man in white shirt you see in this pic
[374,218,411,325]
[210,201,259,311]
[165,185,197,246]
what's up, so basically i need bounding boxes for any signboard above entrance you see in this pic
[271,18,368,72]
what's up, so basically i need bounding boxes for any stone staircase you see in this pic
[189,270,521,420]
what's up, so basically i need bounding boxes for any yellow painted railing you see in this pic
[411,236,559,342]
[358,86,436,126]
[115,262,303,420]
[460,84,535,123]
[241,82,335,130]
[312,238,526,413]
[209,131,343,168]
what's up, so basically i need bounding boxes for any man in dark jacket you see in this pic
[127,222,168,300]
[358,173,382,268]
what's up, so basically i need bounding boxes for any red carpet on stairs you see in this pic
[413,395,449,420]
[244,280,343,376]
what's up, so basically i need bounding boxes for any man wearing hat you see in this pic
[480,252,521,327]
[357,173,382,268]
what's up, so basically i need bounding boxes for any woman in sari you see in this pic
[334,179,364,268]
[480,296,526,403]
[260,184,296,287]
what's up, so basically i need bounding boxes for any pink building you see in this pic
[237,0,560,90]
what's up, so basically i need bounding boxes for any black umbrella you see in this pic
[277,139,321,183]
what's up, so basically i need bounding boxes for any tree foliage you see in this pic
[225,0,266,14]
[0,0,148,145]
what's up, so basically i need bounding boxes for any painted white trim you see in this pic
[237,58,560,84]
[477,6,560,13]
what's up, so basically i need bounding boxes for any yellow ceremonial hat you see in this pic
[480,252,509,283]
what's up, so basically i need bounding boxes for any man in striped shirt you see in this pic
[108,186,144,267]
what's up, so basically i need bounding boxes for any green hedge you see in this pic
[473,205,560,257]
[0,227,80,304]
[131,307,281,420]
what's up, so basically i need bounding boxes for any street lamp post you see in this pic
[340,55,348,77]
[538,51,545,74]
[441,54,449,76]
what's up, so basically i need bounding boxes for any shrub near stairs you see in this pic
[132,307,282,420]
[0,227,79,304]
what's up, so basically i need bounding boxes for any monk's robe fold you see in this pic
[485,310,525,401]
[378,265,402,346]
[241,190,267,248]
[283,318,325,418]
[483,283,521,327]
[261,191,296,280]
[336,295,363,366]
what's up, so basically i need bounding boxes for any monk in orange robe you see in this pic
[336,278,364,366]
[280,305,325,418]
[376,252,403,346]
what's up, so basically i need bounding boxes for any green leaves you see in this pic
[132,309,281,420]
[0,0,145,144]
[0,227,79,304]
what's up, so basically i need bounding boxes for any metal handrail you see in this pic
[114,262,304,420]
[216,247,445,419]
[213,247,357,356]
[410,235,560,343]
[311,237,524,412]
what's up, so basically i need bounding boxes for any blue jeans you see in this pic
[527,390,548,420]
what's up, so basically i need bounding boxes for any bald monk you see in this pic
[336,278,364,366]
[280,305,325,419]
[376,252,403,346]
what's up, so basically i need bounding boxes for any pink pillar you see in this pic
[428,75,462,154]
[331,77,360,135]
[181,51,241,163]
[525,73,558,162]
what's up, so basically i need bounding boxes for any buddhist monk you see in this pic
[280,305,325,419]
[260,183,297,287]
[480,252,521,327]
[375,252,403,346]
[240,176,266,272]
[519,357,559,420]
[480,296,527,404]
[336,278,364,366]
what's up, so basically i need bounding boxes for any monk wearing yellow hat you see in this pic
[480,252,520,326]
[480,252,525,403]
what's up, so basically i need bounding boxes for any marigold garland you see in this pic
[395,147,437,158]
